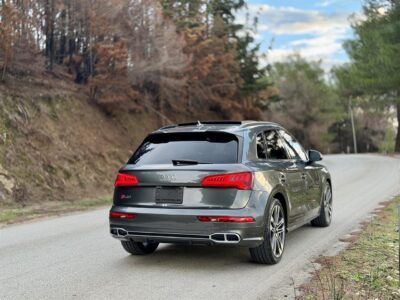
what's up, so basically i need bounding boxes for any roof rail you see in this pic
[240,121,281,128]
[159,121,243,130]
[179,121,243,126]
[159,124,178,130]
[159,121,281,131]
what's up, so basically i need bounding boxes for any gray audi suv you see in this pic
[109,121,332,264]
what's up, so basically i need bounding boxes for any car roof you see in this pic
[154,121,283,136]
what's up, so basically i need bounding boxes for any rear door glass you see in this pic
[263,130,289,160]
[128,132,239,165]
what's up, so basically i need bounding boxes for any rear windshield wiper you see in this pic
[172,159,211,166]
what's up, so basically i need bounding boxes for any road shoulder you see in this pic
[0,196,111,227]
[298,196,400,299]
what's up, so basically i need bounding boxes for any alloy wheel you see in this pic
[324,185,332,221]
[270,204,285,257]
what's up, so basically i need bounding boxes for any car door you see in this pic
[257,130,307,225]
[278,130,322,220]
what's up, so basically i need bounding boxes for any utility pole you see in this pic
[398,204,400,286]
[349,97,358,154]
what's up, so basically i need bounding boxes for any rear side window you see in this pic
[263,130,289,160]
[256,130,289,160]
[128,132,238,165]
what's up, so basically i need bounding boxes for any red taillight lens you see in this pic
[197,216,255,223]
[109,211,136,219]
[114,173,138,187]
[201,172,253,190]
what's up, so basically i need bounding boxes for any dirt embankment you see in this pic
[0,74,165,209]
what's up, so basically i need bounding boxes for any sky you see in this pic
[240,0,363,71]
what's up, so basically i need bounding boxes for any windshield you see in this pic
[128,132,239,166]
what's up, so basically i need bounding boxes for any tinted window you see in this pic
[128,132,238,165]
[280,137,299,159]
[263,130,289,160]
[279,130,308,161]
[256,133,267,159]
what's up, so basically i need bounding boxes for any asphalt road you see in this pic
[1,154,399,300]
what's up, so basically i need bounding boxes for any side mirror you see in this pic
[308,150,322,163]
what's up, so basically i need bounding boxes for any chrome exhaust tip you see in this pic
[110,228,128,239]
[209,233,241,244]
[117,228,128,237]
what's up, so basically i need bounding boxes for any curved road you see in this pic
[1,154,399,299]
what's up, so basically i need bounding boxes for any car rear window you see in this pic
[128,132,239,165]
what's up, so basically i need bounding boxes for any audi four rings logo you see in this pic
[159,174,177,181]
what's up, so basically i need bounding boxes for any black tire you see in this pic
[121,240,159,255]
[249,198,286,264]
[311,182,332,227]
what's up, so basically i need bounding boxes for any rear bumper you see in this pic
[109,205,265,247]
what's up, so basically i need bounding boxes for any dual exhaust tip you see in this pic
[209,233,240,243]
[110,228,241,244]
[111,228,128,237]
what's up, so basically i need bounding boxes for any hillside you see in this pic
[0,73,182,209]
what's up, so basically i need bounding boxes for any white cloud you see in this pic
[262,47,346,73]
[317,0,340,8]
[266,28,349,72]
[317,0,361,8]
[248,4,350,35]
[266,29,349,72]
[239,4,355,71]
[289,28,347,53]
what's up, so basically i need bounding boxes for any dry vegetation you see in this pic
[0,0,271,120]
[298,197,400,299]
[0,75,150,210]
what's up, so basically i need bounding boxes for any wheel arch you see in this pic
[273,192,288,227]
[323,175,332,197]
[326,177,332,190]
[267,186,290,228]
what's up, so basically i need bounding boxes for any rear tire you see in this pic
[121,240,159,255]
[311,182,332,227]
[249,198,286,264]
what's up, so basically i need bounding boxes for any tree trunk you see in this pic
[1,0,7,81]
[49,0,55,70]
[395,102,400,153]
[1,61,7,82]
[59,8,67,63]
[45,0,55,70]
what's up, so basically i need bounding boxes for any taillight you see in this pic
[109,211,136,219]
[197,216,255,223]
[114,173,138,187]
[201,172,253,190]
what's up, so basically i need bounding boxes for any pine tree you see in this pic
[341,0,400,152]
